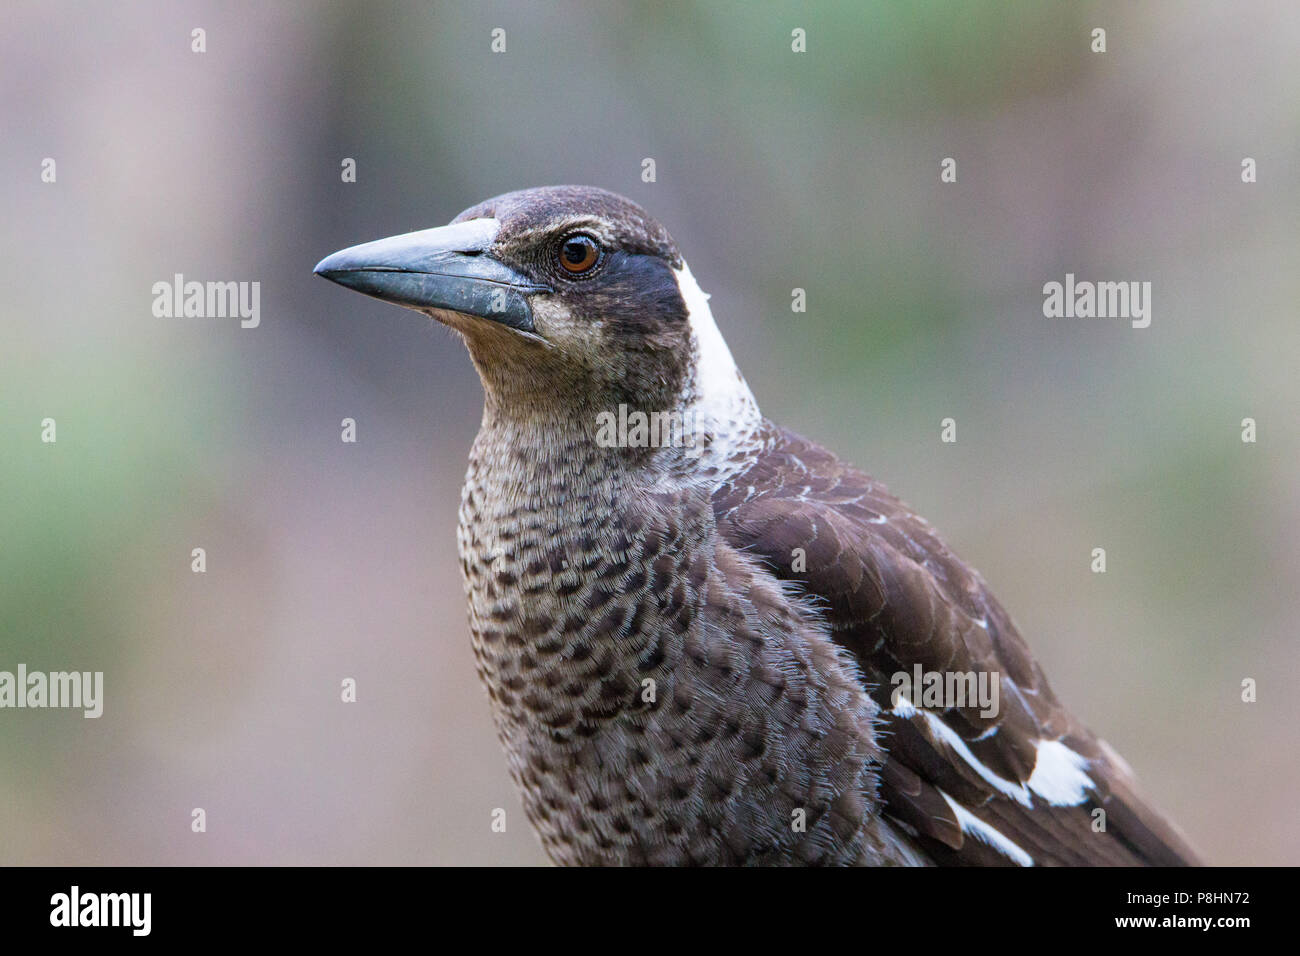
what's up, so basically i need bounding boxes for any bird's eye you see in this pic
[558,234,601,275]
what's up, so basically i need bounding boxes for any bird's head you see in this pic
[315,186,757,448]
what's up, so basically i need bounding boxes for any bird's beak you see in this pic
[313,218,547,333]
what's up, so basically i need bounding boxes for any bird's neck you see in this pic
[670,260,767,483]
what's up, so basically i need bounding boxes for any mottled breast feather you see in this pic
[458,419,920,865]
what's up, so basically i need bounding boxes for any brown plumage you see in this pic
[713,424,1197,865]
[315,185,1199,866]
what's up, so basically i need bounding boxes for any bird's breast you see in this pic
[450,432,899,865]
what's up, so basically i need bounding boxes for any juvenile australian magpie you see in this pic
[315,185,1199,866]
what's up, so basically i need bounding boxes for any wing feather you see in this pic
[713,423,1198,866]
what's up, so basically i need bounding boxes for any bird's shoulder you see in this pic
[709,420,1198,866]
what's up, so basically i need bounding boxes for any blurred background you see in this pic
[2,1,1297,865]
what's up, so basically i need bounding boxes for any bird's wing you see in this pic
[711,423,1198,866]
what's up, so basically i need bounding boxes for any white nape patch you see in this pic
[892,697,1095,808]
[1027,739,1096,806]
[939,790,1034,867]
[673,261,761,456]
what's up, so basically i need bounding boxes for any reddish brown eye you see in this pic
[558,234,601,275]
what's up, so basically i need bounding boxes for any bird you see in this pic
[314,185,1199,866]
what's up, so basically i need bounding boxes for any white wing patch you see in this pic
[893,696,1096,808]
[938,789,1035,867]
[1026,739,1097,806]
